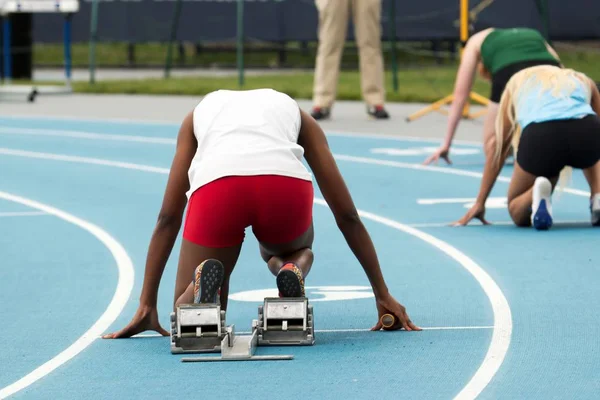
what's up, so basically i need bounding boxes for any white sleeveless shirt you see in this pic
[186,89,313,199]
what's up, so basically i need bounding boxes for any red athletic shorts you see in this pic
[183,175,314,248]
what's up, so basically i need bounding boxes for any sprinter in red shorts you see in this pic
[103,89,420,339]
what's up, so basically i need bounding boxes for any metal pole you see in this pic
[459,0,468,53]
[164,0,183,79]
[460,0,469,116]
[237,0,244,87]
[89,0,99,84]
[64,14,72,88]
[389,0,398,93]
[535,0,551,44]
[3,16,12,83]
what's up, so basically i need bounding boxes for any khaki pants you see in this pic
[313,0,385,108]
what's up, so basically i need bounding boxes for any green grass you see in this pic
[34,41,456,69]
[73,68,490,103]
[35,41,600,103]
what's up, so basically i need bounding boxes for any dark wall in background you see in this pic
[32,0,600,44]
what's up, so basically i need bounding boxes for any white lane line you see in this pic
[421,325,494,331]
[1,131,589,205]
[0,192,134,400]
[0,115,481,145]
[0,127,176,145]
[0,148,510,400]
[0,125,480,147]
[314,198,513,400]
[0,148,170,174]
[332,154,591,198]
[408,220,591,228]
[0,211,47,217]
[0,114,179,126]
[408,221,512,228]
[128,325,495,338]
[417,197,505,205]
[327,131,481,145]
[0,129,589,199]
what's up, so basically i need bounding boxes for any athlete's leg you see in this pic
[252,175,315,297]
[581,159,600,226]
[508,120,567,227]
[173,240,242,311]
[567,116,600,196]
[259,223,314,298]
[174,176,251,310]
[563,115,600,225]
[583,160,600,195]
[260,221,314,278]
[506,162,558,227]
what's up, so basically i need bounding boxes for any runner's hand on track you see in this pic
[423,146,452,165]
[102,304,169,339]
[452,202,490,226]
[371,293,421,331]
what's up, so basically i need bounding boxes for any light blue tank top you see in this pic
[515,75,595,130]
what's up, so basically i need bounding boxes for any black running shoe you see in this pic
[310,107,331,120]
[367,105,390,119]
[193,259,225,304]
[276,263,305,298]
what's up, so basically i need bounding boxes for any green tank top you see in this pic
[480,28,556,74]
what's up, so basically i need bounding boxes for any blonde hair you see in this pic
[494,65,592,189]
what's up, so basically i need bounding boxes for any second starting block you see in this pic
[171,297,315,362]
[257,297,315,345]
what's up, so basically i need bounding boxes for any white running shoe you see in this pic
[591,193,600,227]
[531,177,553,230]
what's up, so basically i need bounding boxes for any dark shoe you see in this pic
[193,259,225,304]
[276,263,305,297]
[367,105,390,119]
[311,107,331,120]
[531,177,553,231]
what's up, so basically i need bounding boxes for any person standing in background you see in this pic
[311,0,390,120]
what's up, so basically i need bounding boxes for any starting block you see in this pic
[172,297,315,362]
[170,303,226,354]
[256,297,315,346]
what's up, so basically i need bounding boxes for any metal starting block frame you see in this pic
[181,324,294,362]
[174,297,314,362]
[256,297,315,346]
[170,303,226,354]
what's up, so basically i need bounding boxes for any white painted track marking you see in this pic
[129,325,495,338]
[0,211,47,217]
[0,192,134,399]
[0,127,176,145]
[2,148,511,400]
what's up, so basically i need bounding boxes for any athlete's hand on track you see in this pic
[371,293,421,331]
[423,146,452,165]
[102,304,169,339]
[452,202,490,226]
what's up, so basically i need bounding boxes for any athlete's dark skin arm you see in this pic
[298,110,420,331]
[103,112,196,338]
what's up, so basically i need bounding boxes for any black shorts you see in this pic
[490,59,561,103]
[517,115,600,177]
